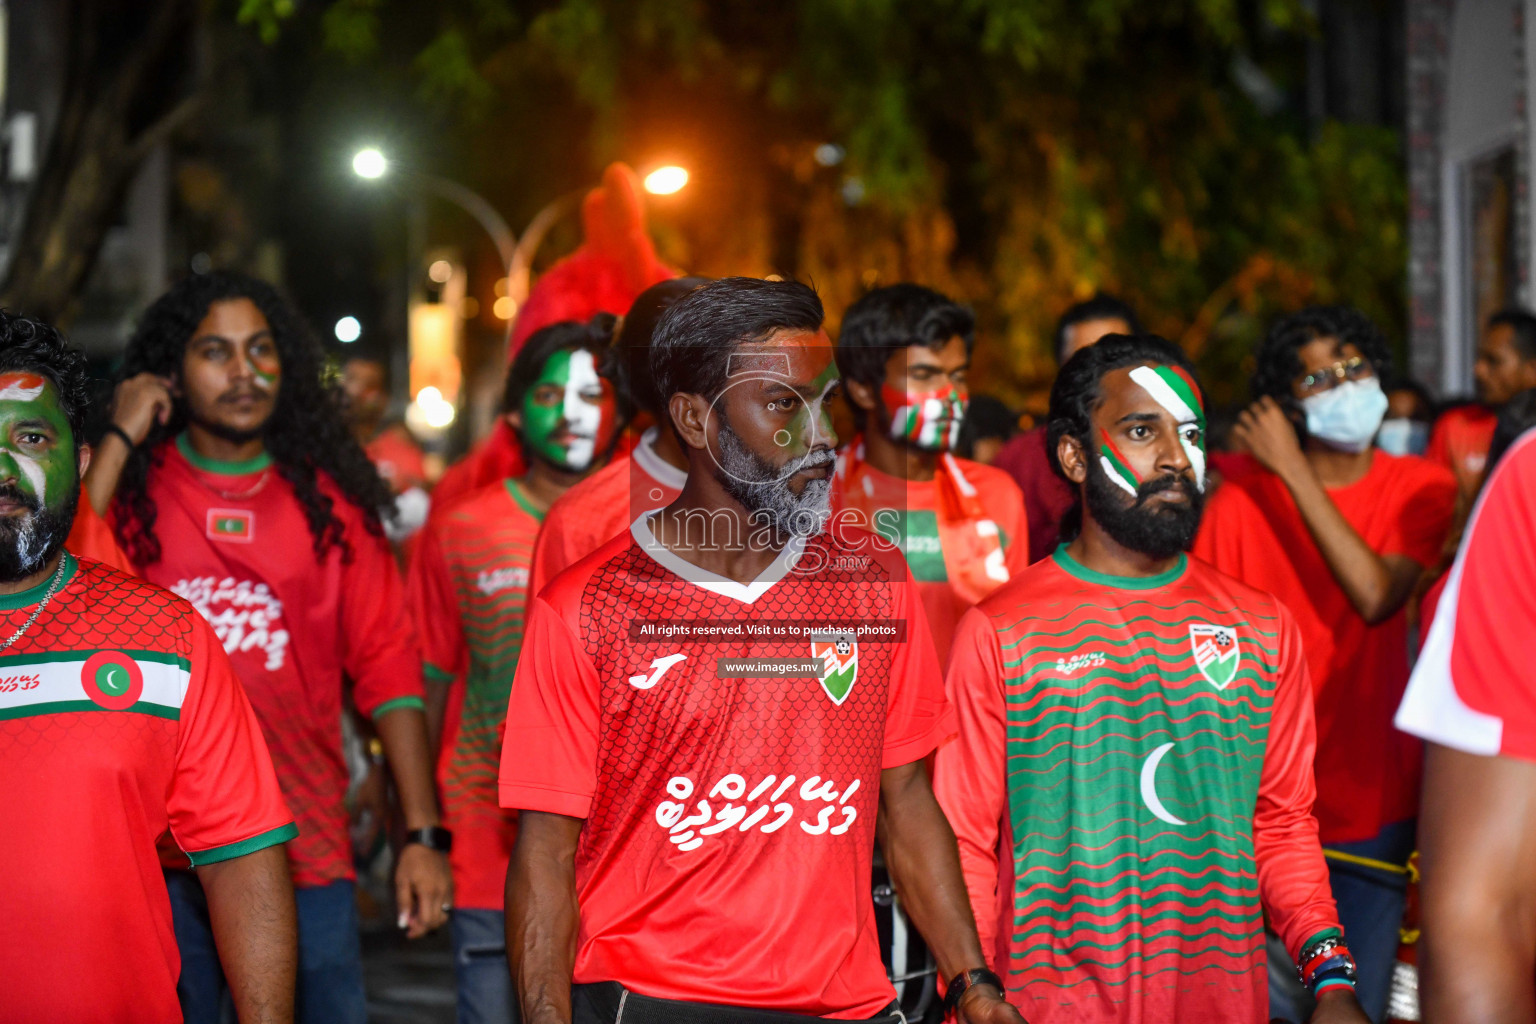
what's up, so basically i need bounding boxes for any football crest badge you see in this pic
[812,633,858,705]
[1189,624,1239,689]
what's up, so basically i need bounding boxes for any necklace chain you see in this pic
[0,557,67,655]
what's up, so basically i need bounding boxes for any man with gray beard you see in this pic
[500,278,1021,1024]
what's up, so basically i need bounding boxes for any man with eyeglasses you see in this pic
[1194,306,1456,1024]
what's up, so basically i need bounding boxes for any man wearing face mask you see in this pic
[1376,377,1434,458]
[408,317,623,1024]
[1194,306,1456,1024]
[834,284,1029,660]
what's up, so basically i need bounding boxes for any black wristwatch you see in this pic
[403,825,453,853]
[942,967,1006,1018]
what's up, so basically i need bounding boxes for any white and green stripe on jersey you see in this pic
[0,649,191,721]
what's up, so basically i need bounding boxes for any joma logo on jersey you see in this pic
[1190,624,1240,689]
[811,634,858,704]
[206,509,254,543]
[1055,651,1106,676]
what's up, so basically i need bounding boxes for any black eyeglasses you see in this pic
[1297,356,1373,397]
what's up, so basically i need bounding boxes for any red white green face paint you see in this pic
[882,381,967,453]
[522,348,615,470]
[0,373,75,507]
[1117,363,1207,492]
[249,347,280,392]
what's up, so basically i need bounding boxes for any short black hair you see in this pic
[503,314,620,415]
[650,277,825,410]
[835,284,975,399]
[1252,305,1393,403]
[1047,333,1200,482]
[0,309,90,448]
[618,276,711,417]
[1055,293,1141,364]
[1488,387,1536,472]
[1488,308,1536,361]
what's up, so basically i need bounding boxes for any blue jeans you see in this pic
[166,870,368,1024]
[1267,819,1415,1023]
[452,908,520,1024]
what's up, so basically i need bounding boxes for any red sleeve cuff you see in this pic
[881,704,959,770]
[498,783,593,818]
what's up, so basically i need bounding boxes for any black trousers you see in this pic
[571,982,907,1024]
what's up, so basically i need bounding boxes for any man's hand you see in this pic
[395,842,453,938]
[957,983,1028,1023]
[1308,986,1370,1023]
[1231,397,1308,482]
[112,372,175,444]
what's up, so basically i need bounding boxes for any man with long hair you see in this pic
[0,310,299,1023]
[87,271,452,1024]
[410,317,622,1024]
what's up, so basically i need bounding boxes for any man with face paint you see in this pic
[0,312,301,1023]
[408,317,621,1024]
[527,276,709,598]
[935,334,1364,1024]
[88,272,452,1024]
[1194,306,1455,1023]
[500,278,1020,1024]
[834,284,1029,661]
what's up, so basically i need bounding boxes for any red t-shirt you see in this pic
[1193,451,1456,843]
[499,515,953,1017]
[934,550,1337,1023]
[435,419,527,509]
[528,426,687,597]
[1426,404,1497,501]
[126,435,425,887]
[0,555,294,1023]
[1397,429,1536,759]
[366,423,430,494]
[832,441,1029,660]
[992,425,1077,564]
[408,479,544,909]
[67,492,132,574]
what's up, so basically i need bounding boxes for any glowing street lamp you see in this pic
[352,147,387,180]
[643,165,689,195]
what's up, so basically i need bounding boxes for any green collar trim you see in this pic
[0,552,78,611]
[505,479,546,522]
[176,432,272,474]
[1052,545,1187,591]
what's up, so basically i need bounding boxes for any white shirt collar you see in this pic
[632,426,689,492]
[629,509,806,605]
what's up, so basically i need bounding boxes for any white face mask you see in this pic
[1301,377,1389,453]
[1375,417,1429,457]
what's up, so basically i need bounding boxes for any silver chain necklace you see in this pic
[0,558,67,654]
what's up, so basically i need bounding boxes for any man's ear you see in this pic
[669,392,711,451]
[844,376,878,414]
[77,443,92,481]
[1058,433,1088,485]
[504,409,522,434]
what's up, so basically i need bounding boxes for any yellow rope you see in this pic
[1321,848,1410,875]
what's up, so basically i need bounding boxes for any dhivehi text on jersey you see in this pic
[656,773,861,852]
[172,576,291,670]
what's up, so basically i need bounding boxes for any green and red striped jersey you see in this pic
[0,555,294,1022]
[408,479,544,909]
[934,547,1340,1024]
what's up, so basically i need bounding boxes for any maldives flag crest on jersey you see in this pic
[812,633,858,705]
[1189,623,1240,689]
[206,509,254,543]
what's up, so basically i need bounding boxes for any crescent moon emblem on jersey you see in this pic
[1140,742,1188,826]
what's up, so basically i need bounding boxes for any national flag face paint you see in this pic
[1127,364,1207,492]
[882,381,967,453]
[1098,428,1140,496]
[523,348,616,470]
[0,373,74,507]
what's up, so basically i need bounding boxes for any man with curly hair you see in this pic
[0,310,299,1023]
[1194,306,1456,1022]
[86,272,452,1024]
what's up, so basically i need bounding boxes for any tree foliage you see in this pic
[247,0,1406,409]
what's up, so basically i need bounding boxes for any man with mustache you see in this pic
[834,283,1029,661]
[86,272,451,1024]
[500,278,1021,1024]
[408,317,622,1024]
[935,334,1366,1023]
[0,311,299,1023]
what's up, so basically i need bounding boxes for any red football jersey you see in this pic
[1426,404,1497,502]
[935,550,1337,1023]
[1398,429,1536,759]
[409,479,544,910]
[833,440,1029,660]
[528,426,687,597]
[1193,451,1456,843]
[125,435,425,886]
[0,555,294,1023]
[499,514,953,1017]
[366,423,430,494]
[66,491,132,574]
